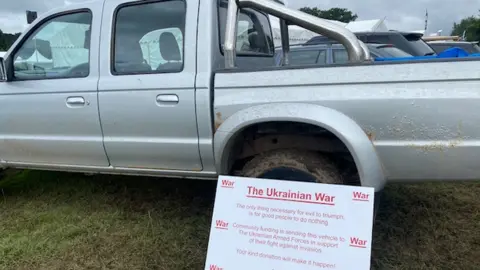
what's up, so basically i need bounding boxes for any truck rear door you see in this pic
[97,0,202,171]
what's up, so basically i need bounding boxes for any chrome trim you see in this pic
[279,19,290,66]
[239,0,366,61]
[0,57,6,82]
[156,94,179,103]
[224,0,368,68]
[224,0,238,69]
[358,39,371,60]
[66,96,85,105]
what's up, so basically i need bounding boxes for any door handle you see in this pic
[66,96,86,107]
[156,94,179,104]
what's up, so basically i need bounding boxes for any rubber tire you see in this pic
[238,149,380,223]
[239,149,343,184]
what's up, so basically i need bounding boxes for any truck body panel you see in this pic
[97,0,203,171]
[214,59,480,182]
[213,102,386,189]
[0,0,109,167]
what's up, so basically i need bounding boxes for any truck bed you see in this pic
[213,58,480,182]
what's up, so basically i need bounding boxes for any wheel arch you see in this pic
[213,103,387,191]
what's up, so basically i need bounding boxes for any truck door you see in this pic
[0,6,109,167]
[97,0,202,171]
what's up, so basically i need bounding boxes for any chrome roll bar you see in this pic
[224,0,370,68]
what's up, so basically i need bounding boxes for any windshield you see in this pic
[379,46,412,57]
[405,36,436,56]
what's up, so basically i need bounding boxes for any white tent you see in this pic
[0,51,5,58]
[23,50,53,65]
[46,23,89,68]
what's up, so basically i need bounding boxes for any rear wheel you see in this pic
[238,149,344,184]
[237,148,380,221]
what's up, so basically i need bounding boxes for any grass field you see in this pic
[0,169,479,270]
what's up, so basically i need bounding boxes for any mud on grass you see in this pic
[0,169,479,270]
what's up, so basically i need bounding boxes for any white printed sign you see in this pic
[204,176,375,270]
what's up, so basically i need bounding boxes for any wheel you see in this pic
[239,149,343,184]
[238,148,380,223]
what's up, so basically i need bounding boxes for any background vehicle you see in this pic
[0,0,480,218]
[428,41,480,54]
[306,31,437,56]
[275,43,412,66]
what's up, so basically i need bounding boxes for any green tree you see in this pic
[0,29,21,51]
[299,7,358,23]
[451,13,480,41]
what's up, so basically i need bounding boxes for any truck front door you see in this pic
[97,0,202,171]
[0,5,109,167]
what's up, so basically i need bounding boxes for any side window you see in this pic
[13,12,92,80]
[332,49,349,64]
[218,0,274,56]
[113,0,186,75]
[316,50,327,65]
[289,50,320,65]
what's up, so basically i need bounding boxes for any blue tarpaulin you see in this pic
[374,47,480,62]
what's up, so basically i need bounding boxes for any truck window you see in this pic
[218,0,274,56]
[289,50,320,65]
[12,11,92,80]
[430,44,451,54]
[317,50,327,65]
[365,35,391,46]
[112,0,186,75]
[378,46,412,57]
[332,49,348,64]
[404,34,435,56]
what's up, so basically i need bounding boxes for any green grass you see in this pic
[0,169,479,270]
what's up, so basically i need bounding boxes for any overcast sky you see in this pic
[1,0,479,35]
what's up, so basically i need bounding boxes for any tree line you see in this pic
[0,30,21,51]
[451,11,480,41]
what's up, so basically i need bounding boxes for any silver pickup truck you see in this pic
[0,0,477,208]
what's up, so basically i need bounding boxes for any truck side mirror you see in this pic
[0,57,6,82]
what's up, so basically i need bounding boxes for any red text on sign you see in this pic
[315,193,336,204]
[246,187,336,205]
[248,186,264,195]
[221,179,235,188]
[352,191,370,201]
[215,220,229,230]
[313,261,336,269]
[209,265,223,270]
[349,237,367,248]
